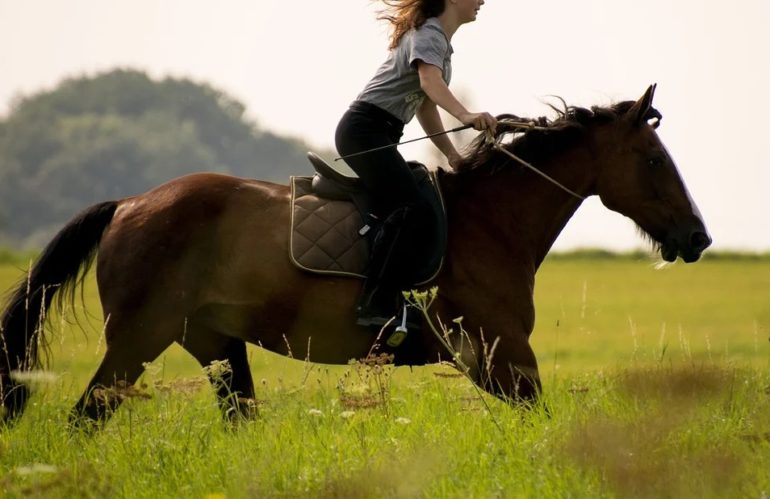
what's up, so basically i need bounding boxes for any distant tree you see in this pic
[0,69,321,247]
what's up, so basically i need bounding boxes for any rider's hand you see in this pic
[447,152,463,171]
[460,112,498,134]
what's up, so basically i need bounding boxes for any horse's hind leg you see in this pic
[69,317,180,430]
[177,324,257,422]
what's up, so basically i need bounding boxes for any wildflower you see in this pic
[395,417,411,425]
[308,408,323,417]
[203,359,232,379]
[14,464,58,475]
[340,411,356,419]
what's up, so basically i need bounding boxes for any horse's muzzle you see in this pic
[662,227,712,263]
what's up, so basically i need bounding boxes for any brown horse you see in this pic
[0,85,711,428]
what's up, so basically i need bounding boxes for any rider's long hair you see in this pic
[376,0,446,49]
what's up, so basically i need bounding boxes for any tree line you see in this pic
[0,69,326,248]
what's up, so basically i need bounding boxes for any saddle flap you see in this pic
[289,163,448,285]
[290,176,370,277]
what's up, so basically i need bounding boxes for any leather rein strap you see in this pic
[486,124,587,201]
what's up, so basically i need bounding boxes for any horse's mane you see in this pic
[454,99,660,175]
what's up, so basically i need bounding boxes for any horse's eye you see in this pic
[648,157,664,168]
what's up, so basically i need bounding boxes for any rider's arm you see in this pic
[415,97,461,169]
[417,62,497,132]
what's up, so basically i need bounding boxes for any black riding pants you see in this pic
[335,101,423,218]
[335,101,432,285]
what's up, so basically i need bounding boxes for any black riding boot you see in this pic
[356,207,412,327]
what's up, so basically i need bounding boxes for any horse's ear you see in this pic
[627,84,657,126]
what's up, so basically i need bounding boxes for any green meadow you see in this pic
[1,251,769,498]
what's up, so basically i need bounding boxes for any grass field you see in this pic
[1,251,769,498]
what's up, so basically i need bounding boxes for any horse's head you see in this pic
[595,85,711,262]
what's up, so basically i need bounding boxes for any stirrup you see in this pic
[386,303,413,347]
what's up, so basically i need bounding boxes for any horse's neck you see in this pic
[443,147,597,269]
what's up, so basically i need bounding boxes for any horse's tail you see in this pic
[0,200,118,423]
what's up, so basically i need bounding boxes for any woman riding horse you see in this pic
[336,0,497,327]
[0,85,711,428]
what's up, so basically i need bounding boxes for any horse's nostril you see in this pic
[690,231,712,251]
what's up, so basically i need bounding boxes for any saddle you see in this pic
[290,152,447,285]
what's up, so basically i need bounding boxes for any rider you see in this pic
[335,0,497,327]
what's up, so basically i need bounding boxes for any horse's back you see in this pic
[97,173,295,308]
[138,172,289,205]
[112,171,288,224]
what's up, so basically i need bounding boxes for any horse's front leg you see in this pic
[435,300,542,404]
[462,330,542,405]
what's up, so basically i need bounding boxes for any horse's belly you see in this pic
[191,293,376,366]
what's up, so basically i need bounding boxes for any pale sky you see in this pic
[1,1,768,251]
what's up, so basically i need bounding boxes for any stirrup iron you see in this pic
[386,303,410,348]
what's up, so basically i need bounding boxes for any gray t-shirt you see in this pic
[356,17,453,124]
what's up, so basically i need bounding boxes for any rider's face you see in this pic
[455,0,485,24]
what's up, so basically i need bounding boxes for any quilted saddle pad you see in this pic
[289,176,369,278]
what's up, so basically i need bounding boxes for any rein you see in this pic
[485,122,587,201]
[333,113,587,201]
